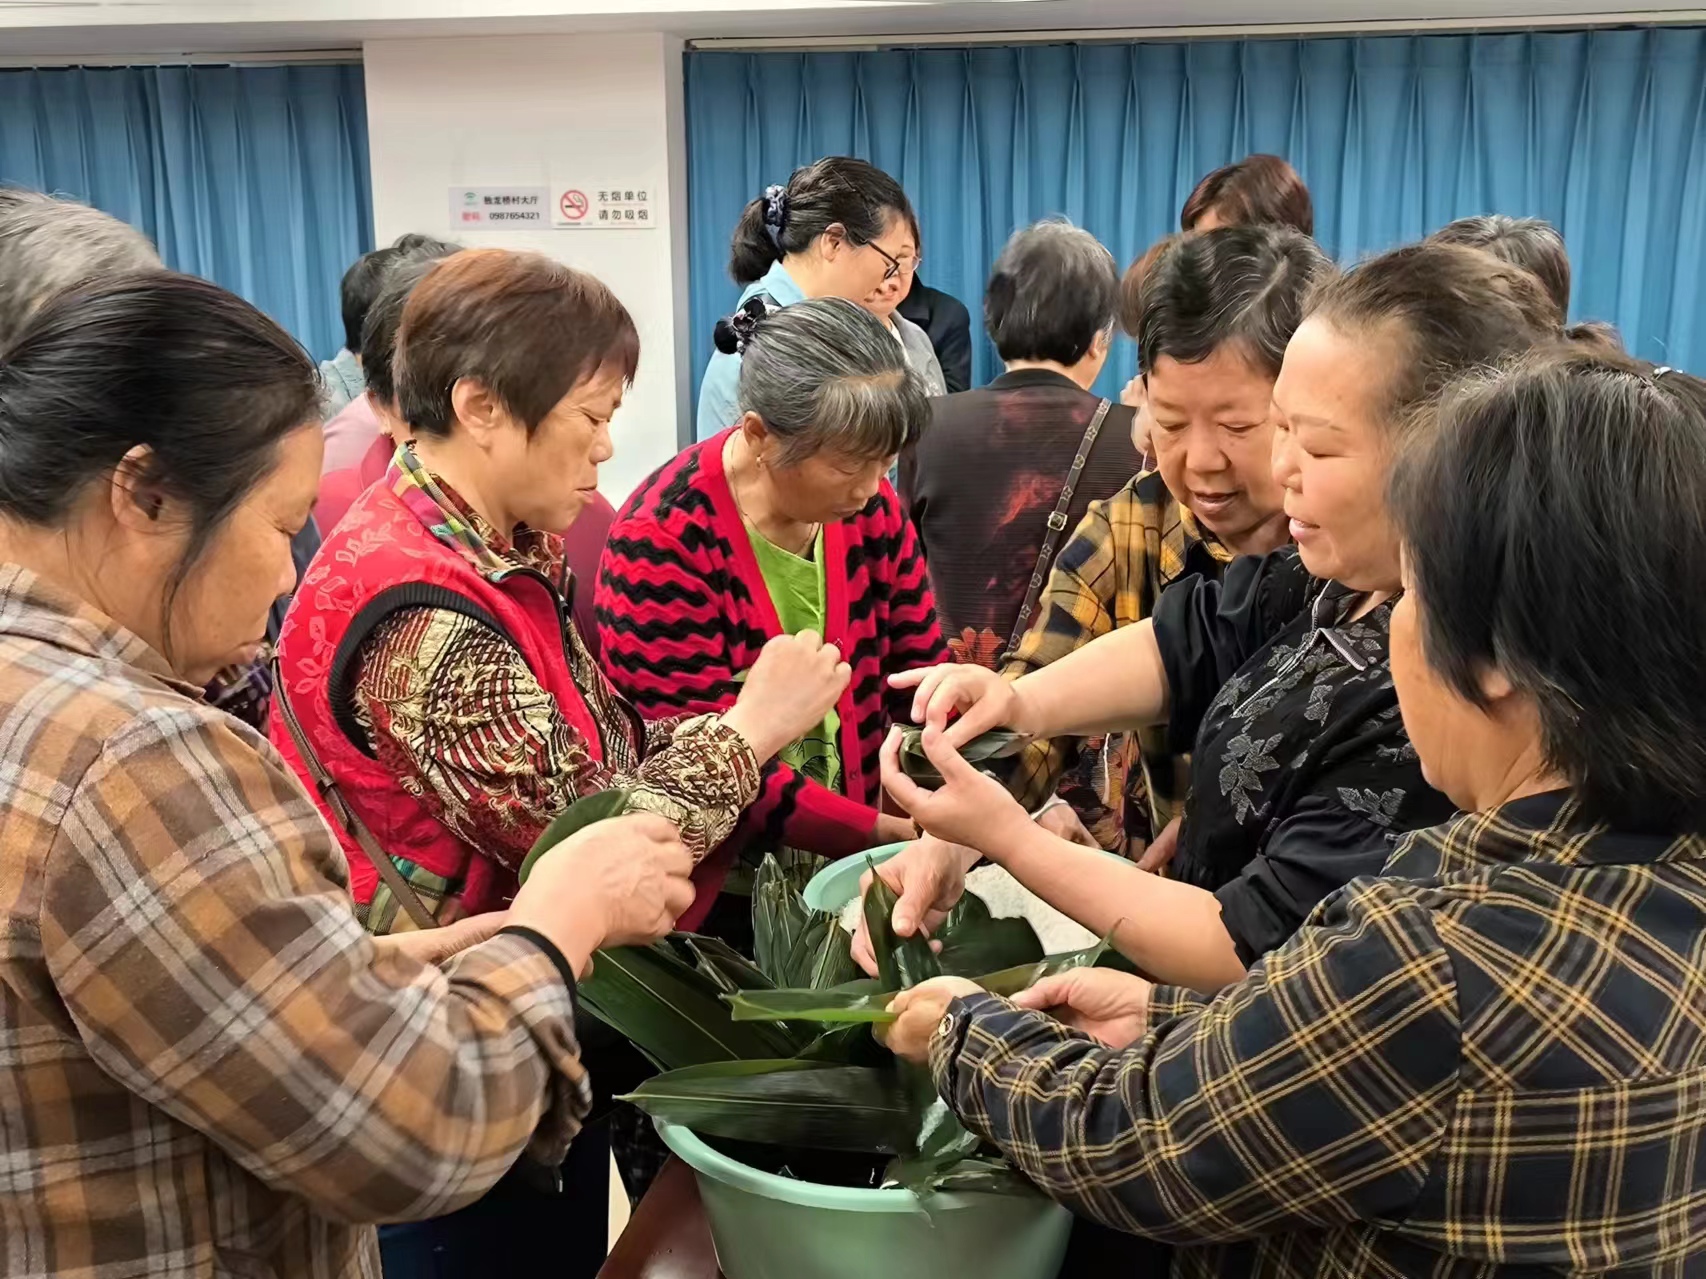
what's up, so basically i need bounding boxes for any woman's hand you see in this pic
[1035,800,1101,848]
[723,631,852,764]
[850,835,974,977]
[1136,815,1182,874]
[373,912,508,966]
[1011,968,1154,1048]
[507,813,696,978]
[886,663,1039,750]
[878,976,983,1063]
[872,813,919,846]
[881,727,1033,859]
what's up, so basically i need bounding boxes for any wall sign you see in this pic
[449,186,550,229]
[553,183,658,230]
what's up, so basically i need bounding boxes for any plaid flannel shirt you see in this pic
[0,566,591,1279]
[931,792,1706,1275]
[1003,469,1232,841]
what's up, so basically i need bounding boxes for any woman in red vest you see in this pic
[273,248,848,938]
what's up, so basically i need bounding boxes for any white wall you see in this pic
[363,32,691,504]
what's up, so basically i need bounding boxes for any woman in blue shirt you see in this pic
[696,156,918,441]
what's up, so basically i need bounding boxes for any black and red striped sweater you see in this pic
[596,430,951,881]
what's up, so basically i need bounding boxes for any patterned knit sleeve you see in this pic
[879,492,954,725]
[598,507,884,858]
[352,608,759,876]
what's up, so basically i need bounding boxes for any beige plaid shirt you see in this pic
[0,566,590,1278]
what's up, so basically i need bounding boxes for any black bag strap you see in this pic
[273,654,440,933]
[1005,398,1114,656]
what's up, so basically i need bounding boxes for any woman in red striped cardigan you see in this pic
[598,298,951,911]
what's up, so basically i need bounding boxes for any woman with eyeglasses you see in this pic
[696,156,921,441]
[862,208,947,396]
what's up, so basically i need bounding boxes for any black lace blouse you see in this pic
[1152,547,1457,965]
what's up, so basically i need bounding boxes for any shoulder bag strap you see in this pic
[272,656,439,931]
[1005,398,1114,656]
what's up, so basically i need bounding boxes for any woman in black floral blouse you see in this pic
[868,241,1563,993]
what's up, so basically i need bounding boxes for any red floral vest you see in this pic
[271,476,599,912]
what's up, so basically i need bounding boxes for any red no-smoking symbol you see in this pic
[560,190,589,221]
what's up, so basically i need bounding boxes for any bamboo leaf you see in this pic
[726,933,1117,1028]
[807,920,860,990]
[862,856,940,990]
[974,931,1114,998]
[578,941,804,1071]
[620,1060,916,1154]
[898,728,1027,789]
[936,912,1044,981]
[517,788,631,885]
[753,853,830,988]
[727,981,892,1025]
[681,934,773,997]
[795,1022,886,1066]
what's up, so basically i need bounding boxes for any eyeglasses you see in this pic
[862,240,921,283]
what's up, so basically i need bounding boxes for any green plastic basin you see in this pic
[657,1119,1072,1279]
[803,839,1132,913]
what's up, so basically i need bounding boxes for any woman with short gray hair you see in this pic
[600,296,952,900]
[900,219,1142,763]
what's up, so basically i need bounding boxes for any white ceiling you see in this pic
[0,0,1699,57]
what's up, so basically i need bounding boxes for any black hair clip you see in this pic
[762,183,789,248]
[713,294,778,356]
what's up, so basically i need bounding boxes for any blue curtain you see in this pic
[687,28,1706,403]
[0,63,373,362]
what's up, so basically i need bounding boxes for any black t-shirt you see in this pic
[1152,547,1457,966]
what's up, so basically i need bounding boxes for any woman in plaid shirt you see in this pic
[0,273,699,1278]
[885,348,1706,1276]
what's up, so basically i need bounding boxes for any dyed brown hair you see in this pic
[395,248,640,438]
[1180,154,1314,237]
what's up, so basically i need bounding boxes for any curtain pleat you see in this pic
[0,63,372,361]
[686,28,1706,402]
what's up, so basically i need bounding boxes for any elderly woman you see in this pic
[697,156,918,440]
[599,297,950,919]
[0,270,699,1276]
[866,242,1559,991]
[275,248,845,936]
[883,349,1706,1275]
[900,220,1141,675]
[1002,226,1332,856]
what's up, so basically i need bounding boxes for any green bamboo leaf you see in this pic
[898,728,1027,789]
[935,912,1044,980]
[974,931,1114,998]
[681,935,773,997]
[517,788,631,885]
[862,856,940,989]
[795,1022,886,1066]
[727,981,893,1025]
[885,1152,1040,1198]
[727,933,1117,1028]
[807,919,860,991]
[578,941,804,1071]
[620,1059,916,1154]
[753,853,827,987]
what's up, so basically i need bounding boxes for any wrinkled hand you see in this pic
[881,727,1032,858]
[1011,968,1154,1048]
[1036,801,1100,848]
[724,630,852,763]
[373,912,508,967]
[878,976,983,1063]
[508,813,696,977]
[1136,815,1182,874]
[850,835,972,977]
[872,812,920,847]
[886,662,1037,749]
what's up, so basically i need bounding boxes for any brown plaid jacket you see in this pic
[931,792,1706,1275]
[1003,469,1232,843]
[0,567,590,1278]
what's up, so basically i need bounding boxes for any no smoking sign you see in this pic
[552,183,658,230]
[559,189,589,222]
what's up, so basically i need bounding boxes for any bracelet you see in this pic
[1030,796,1070,822]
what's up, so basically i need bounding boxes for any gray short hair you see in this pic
[736,297,928,464]
[0,188,161,351]
[984,219,1119,365]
